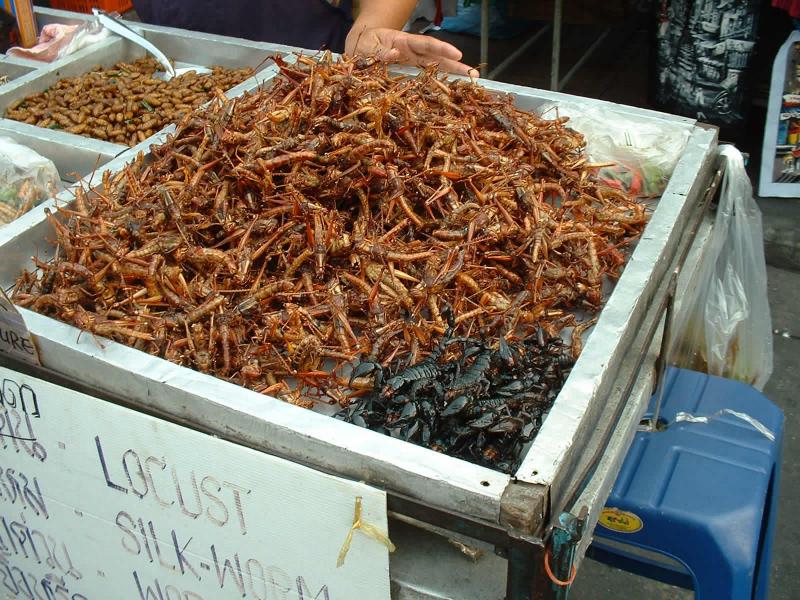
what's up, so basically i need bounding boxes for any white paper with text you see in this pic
[0,366,391,600]
[0,292,40,365]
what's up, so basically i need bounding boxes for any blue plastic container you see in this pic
[589,368,784,600]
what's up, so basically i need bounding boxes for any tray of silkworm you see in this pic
[0,46,718,524]
[0,8,291,148]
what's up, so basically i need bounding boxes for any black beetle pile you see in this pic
[337,309,573,473]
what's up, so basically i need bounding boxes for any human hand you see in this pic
[345,26,478,77]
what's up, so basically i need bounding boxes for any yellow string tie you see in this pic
[337,496,396,568]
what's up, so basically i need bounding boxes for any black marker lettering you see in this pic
[0,380,17,409]
[148,521,177,572]
[223,481,250,535]
[20,472,48,519]
[133,571,164,600]
[200,476,228,528]
[116,511,141,556]
[211,545,244,594]
[265,567,292,600]
[172,467,201,520]
[171,530,199,581]
[123,450,148,499]
[95,437,128,494]
[245,558,267,600]
[137,517,154,563]
[296,577,330,600]
[144,457,174,508]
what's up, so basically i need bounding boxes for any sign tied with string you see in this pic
[337,496,396,568]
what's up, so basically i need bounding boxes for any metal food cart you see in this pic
[0,8,721,599]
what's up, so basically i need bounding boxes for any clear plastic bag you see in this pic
[0,137,59,226]
[669,145,773,390]
[7,21,110,63]
[539,102,692,197]
[55,19,112,60]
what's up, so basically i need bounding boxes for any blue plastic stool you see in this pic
[588,367,784,600]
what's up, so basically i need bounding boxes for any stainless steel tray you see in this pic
[0,22,719,528]
[0,120,125,184]
[0,54,38,83]
[0,7,290,139]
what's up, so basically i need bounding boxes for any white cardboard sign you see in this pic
[0,366,391,600]
[0,292,40,366]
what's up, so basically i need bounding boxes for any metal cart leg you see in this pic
[506,537,544,600]
[550,0,562,90]
[549,0,611,92]
[488,24,551,81]
[555,28,611,92]
[480,0,490,77]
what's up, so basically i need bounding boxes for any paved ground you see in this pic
[569,265,800,599]
[758,198,800,272]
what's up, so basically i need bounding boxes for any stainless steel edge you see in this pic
[0,56,37,82]
[131,24,290,71]
[516,127,718,492]
[472,77,698,127]
[572,215,715,568]
[572,361,655,567]
[32,6,93,28]
[0,54,48,70]
[131,21,303,64]
[0,120,127,182]
[13,310,510,522]
[224,62,281,99]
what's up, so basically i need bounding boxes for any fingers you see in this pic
[394,33,477,77]
[404,34,463,61]
[423,57,479,78]
[347,28,477,77]
[376,46,401,63]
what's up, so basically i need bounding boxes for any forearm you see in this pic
[353,0,417,31]
[345,0,471,76]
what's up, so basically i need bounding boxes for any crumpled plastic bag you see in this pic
[539,102,692,197]
[8,21,110,63]
[0,137,59,226]
[669,145,773,390]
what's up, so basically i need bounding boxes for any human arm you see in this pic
[344,0,476,76]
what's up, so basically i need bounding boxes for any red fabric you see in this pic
[773,0,800,19]
[434,0,443,26]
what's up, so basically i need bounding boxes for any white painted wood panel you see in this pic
[0,366,391,600]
